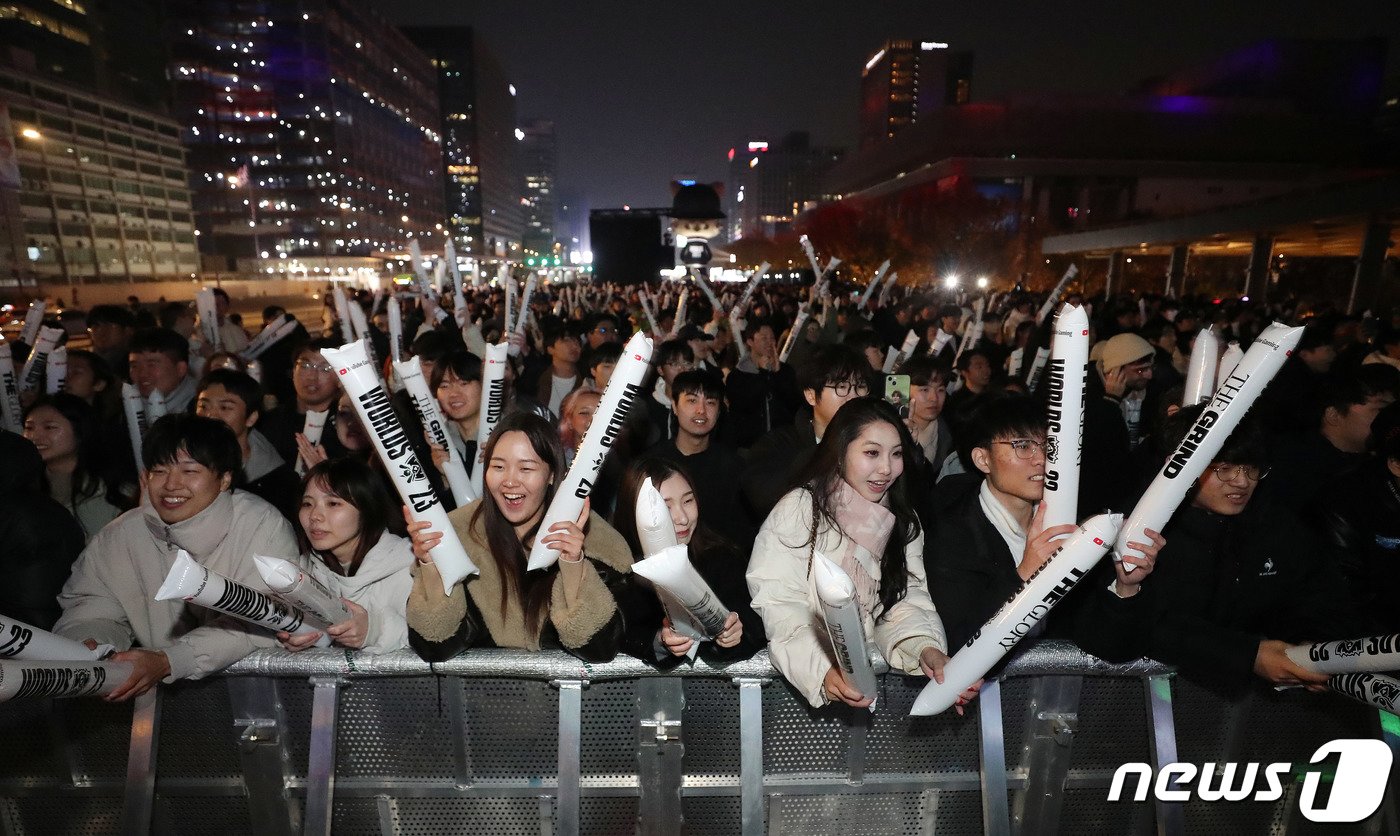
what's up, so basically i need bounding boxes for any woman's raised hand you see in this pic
[919,647,982,717]
[402,506,442,565]
[823,665,872,709]
[542,498,590,565]
[659,617,694,657]
[295,432,327,468]
[715,612,742,648]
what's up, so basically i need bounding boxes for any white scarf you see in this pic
[978,480,1027,568]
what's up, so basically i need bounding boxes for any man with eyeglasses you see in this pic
[585,313,622,351]
[924,395,1161,655]
[1134,406,1363,694]
[740,344,871,520]
[256,338,348,465]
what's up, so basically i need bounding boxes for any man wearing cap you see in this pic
[1081,332,1155,514]
[677,323,717,372]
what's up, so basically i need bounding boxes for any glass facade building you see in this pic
[165,0,444,272]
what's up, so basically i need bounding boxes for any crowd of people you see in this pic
[2,270,1397,712]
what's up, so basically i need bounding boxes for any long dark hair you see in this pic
[297,457,405,576]
[472,411,567,635]
[613,457,728,558]
[786,397,922,618]
[23,393,135,520]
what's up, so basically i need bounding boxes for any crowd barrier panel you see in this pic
[0,639,1396,835]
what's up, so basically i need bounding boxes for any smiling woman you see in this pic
[747,398,961,710]
[404,412,637,663]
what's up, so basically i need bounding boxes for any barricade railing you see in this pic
[0,639,1395,835]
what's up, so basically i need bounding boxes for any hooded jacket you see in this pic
[306,533,415,653]
[406,498,634,662]
[747,487,947,707]
[53,489,298,681]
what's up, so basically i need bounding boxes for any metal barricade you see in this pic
[0,639,1393,835]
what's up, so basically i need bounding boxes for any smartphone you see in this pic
[884,374,911,418]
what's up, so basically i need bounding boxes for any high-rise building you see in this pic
[725,132,844,241]
[519,118,557,259]
[1,67,200,291]
[0,1,99,92]
[859,39,973,150]
[403,25,523,261]
[166,1,444,273]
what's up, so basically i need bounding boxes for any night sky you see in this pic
[373,1,1399,212]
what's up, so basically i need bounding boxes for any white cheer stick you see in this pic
[0,341,21,433]
[510,273,537,357]
[155,550,329,646]
[347,296,370,341]
[798,235,822,276]
[1182,327,1219,407]
[858,260,891,310]
[1025,346,1050,392]
[632,543,730,648]
[881,347,900,374]
[1328,672,1400,714]
[1043,304,1089,535]
[929,329,954,357]
[502,265,515,334]
[408,239,434,301]
[121,382,147,468]
[730,262,771,320]
[1115,323,1302,564]
[332,286,355,344]
[1218,341,1244,382]
[395,356,475,505]
[0,614,111,661]
[0,660,133,702]
[446,239,468,328]
[911,513,1122,716]
[323,340,479,592]
[19,325,63,392]
[473,343,509,496]
[19,300,45,346]
[635,477,677,556]
[387,294,404,363]
[253,555,352,627]
[1287,635,1400,675]
[528,330,653,571]
[196,288,221,351]
[693,269,723,312]
[813,551,879,710]
[877,271,898,307]
[246,359,262,385]
[778,307,809,364]
[295,408,328,476]
[240,314,292,361]
[145,390,167,422]
[669,290,689,338]
[45,345,67,395]
[1035,265,1080,325]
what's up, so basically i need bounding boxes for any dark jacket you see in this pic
[922,473,1152,662]
[1318,461,1400,634]
[0,434,83,629]
[648,437,754,547]
[1142,500,1364,694]
[725,360,800,449]
[740,415,818,523]
[1080,370,1135,514]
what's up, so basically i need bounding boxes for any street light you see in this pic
[944,274,959,289]
[20,127,41,141]
[976,276,989,289]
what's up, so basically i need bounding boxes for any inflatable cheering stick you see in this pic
[322,341,479,593]
[911,513,1122,716]
[812,551,879,711]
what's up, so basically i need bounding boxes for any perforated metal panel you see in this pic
[769,789,984,836]
[383,797,548,835]
[0,797,121,836]
[335,677,460,781]
[681,678,742,779]
[581,679,640,780]
[762,678,849,774]
[153,796,252,835]
[153,679,241,779]
[1070,676,1152,765]
[868,674,981,774]
[460,677,560,782]
[580,796,639,835]
[331,797,386,836]
[683,794,742,835]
